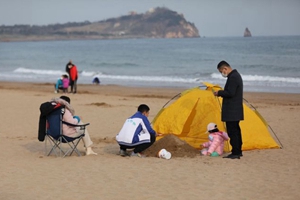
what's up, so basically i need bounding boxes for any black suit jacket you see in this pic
[218,69,244,122]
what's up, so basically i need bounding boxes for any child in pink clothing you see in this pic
[201,123,229,157]
[62,74,69,93]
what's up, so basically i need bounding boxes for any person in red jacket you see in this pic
[66,60,78,94]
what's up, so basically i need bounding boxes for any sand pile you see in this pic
[144,134,200,158]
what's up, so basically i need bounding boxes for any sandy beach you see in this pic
[0,81,300,200]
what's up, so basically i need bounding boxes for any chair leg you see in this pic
[61,136,83,157]
[69,138,83,156]
[45,136,65,157]
[45,136,58,156]
[45,135,84,157]
[45,136,48,156]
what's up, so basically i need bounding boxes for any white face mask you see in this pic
[221,73,227,78]
[208,134,214,141]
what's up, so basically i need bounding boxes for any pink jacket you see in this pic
[62,108,79,136]
[62,78,69,89]
[202,131,229,155]
[50,98,79,136]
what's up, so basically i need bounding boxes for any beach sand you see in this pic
[0,81,299,200]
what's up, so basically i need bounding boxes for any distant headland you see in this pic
[0,7,200,42]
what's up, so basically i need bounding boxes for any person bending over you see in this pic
[116,104,157,157]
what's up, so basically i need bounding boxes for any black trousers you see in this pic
[70,79,77,93]
[226,121,243,155]
[54,85,68,93]
[120,134,156,153]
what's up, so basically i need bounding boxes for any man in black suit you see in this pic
[214,60,244,159]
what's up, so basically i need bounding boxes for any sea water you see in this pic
[0,36,300,93]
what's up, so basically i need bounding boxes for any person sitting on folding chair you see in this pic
[51,96,97,156]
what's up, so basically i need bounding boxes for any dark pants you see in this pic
[54,85,68,93]
[69,79,77,93]
[226,121,243,155]
[120,134,156,153]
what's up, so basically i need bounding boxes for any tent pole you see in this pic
[243,98,283,149]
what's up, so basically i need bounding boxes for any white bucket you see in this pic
[158,149,172,160]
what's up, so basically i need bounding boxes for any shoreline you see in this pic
[2,77,300,94]
[1,81,300,102]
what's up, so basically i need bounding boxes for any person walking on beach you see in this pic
[66,60,78,94]
[213,60,244,159]
[116,104,157,157]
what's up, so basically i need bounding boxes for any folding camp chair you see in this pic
[45,106,90,157]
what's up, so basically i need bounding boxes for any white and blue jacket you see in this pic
[116,112,156,146]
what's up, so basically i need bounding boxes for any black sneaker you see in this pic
[223,154,240,159]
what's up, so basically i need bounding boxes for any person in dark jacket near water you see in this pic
[65,60,78,94]
[213,60,244,159]
[65,60,72,76]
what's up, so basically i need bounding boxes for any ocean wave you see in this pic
[81,71,103,76]
[14,68,104,77]
[14,67,65,75]
[96,62,139,67]
[11,67,300,85]
[12,67,200,83]
[93,74,200,83]
[211,73,300,83]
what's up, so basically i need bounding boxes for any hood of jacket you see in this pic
[50,97,75,115]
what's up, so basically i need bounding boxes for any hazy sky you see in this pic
[0,0,299,37]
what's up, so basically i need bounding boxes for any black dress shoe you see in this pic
[223,154,240,159]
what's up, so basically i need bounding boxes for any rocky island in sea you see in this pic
[244,27,252,37]
[0,7,200,42]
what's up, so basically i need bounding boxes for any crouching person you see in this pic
[201,123,229,157]
[116,104,157,158]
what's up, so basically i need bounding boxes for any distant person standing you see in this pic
[66,60,78,94]
[65,60,72,76]
[213,60,244,159]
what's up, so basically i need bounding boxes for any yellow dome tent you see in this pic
[152,82,281,151]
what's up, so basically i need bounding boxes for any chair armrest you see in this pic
[62,121,90,128]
